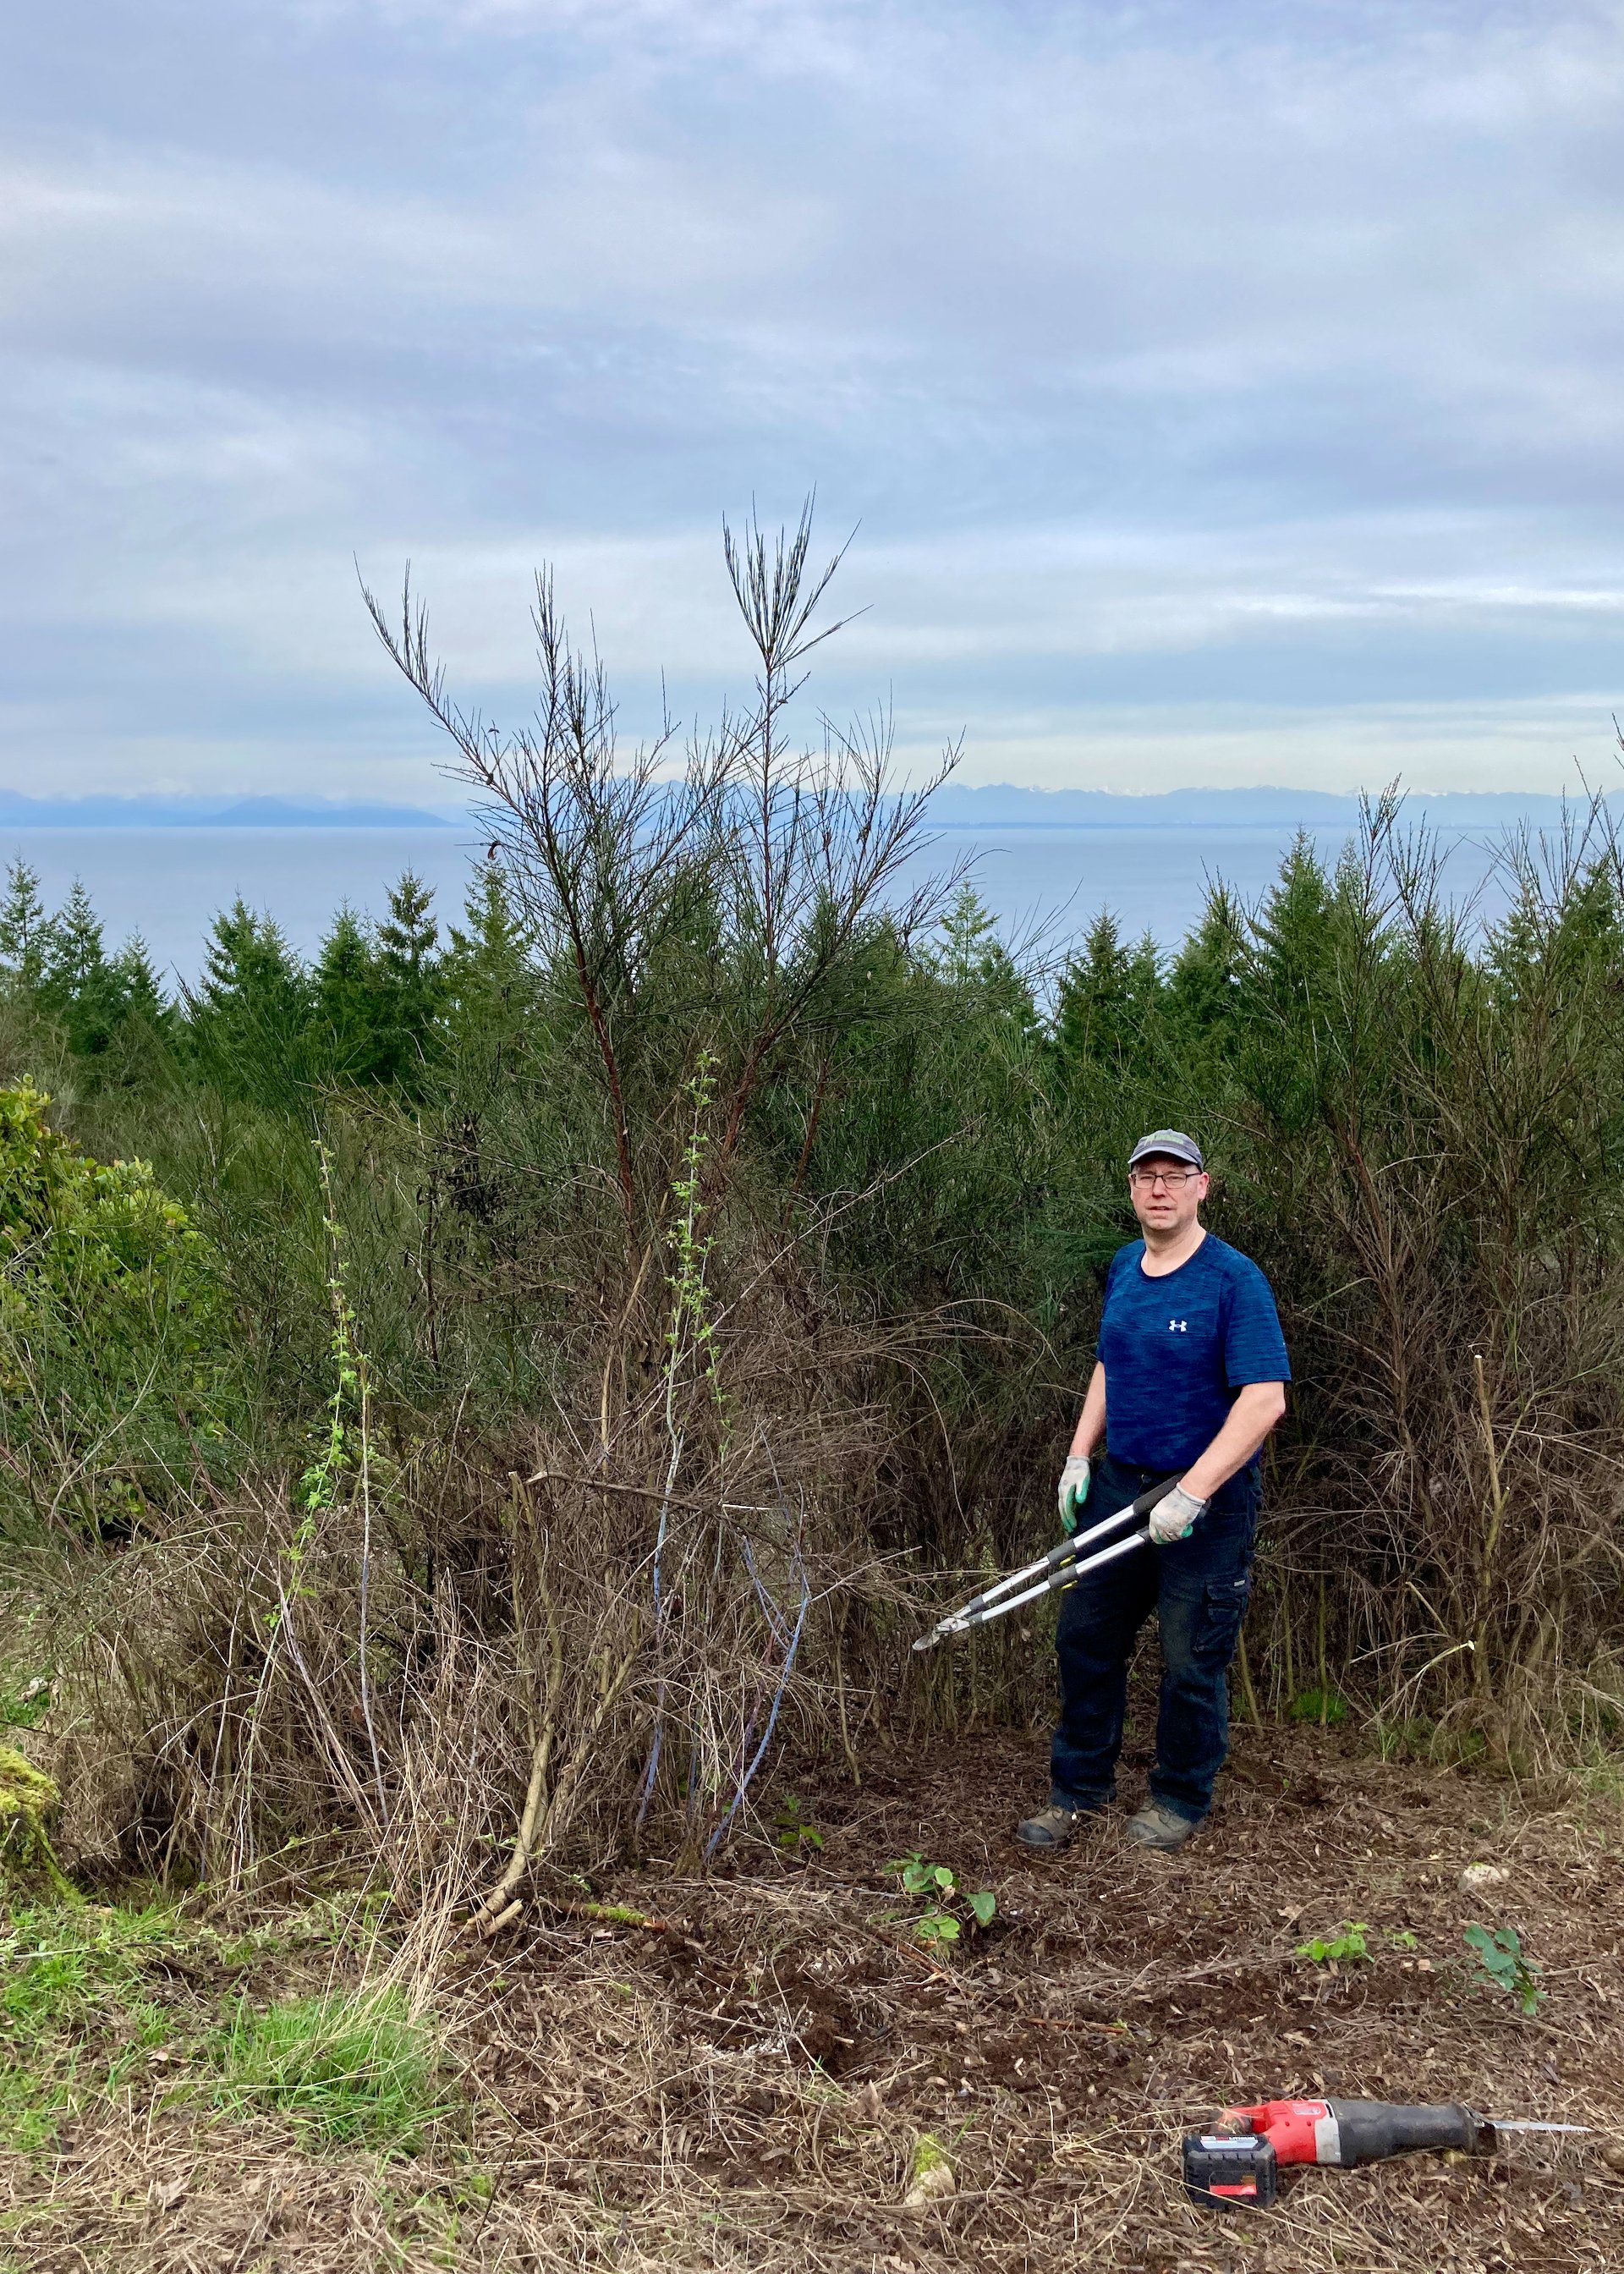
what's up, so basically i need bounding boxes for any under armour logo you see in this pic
[1169,1318,1188,1332]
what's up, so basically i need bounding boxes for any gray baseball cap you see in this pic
[1128,1128,1204,1171]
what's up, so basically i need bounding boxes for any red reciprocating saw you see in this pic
[1184,2098,1531,2208]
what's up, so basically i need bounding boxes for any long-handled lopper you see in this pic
[911,1480,1178,1652]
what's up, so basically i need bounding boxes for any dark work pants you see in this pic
[1050,1453,1259,1824]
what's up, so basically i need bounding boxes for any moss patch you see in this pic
[0,1744,74,1899]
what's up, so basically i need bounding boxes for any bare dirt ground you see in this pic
[5,1720,1623,2272]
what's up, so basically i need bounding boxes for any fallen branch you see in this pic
[558,1898,680,1934]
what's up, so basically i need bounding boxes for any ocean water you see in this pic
[0,822,1503,985]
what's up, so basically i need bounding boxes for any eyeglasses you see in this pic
[1129,1167,1202,1189]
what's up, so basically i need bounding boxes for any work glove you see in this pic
[1057,1455,1091,1533]
[1148,1481,1209,1545]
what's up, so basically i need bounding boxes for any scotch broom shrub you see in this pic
[0,1081,240,1537]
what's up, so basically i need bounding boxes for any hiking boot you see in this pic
[1015,1802,1095,1850]
[1124,1800,1199,1852]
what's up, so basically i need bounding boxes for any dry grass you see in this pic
[4,1722,1623,2272]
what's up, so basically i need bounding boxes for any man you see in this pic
[1017,1129,1289,1855]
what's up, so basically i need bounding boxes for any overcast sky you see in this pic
[7,0,1624,803]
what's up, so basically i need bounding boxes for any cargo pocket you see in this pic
[1193,1573,1251,1667]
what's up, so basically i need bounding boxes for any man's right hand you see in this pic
[1058,1455,1091,1533]
[1148,1480,1209,1544]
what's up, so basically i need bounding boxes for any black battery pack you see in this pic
[1182,2132,1279,2209]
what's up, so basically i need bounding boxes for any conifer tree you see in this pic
[932,882,995,982]
[931,882,1038,1026]
[0,861,47,992]
[188,899,311,1102]
[1166,886,1248,1038]
[376,870,438,983]
[41,880,107,992]
[443,865,533,1034]
[38,881,130,1057]
[1054,912,1163,1077]
[1236,837,1349,1138]
[370,870,444,1088]
[1248,835,1340,1007]
[109,935,170,1030]
[310,907,382,1082]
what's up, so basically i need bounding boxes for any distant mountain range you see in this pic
[0,794,456,828]
[924,784,1622,830]
[0,785,1614,831]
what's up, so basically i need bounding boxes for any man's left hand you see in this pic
[1148,1480,1209,1544]
[1058,1455,1092,1532]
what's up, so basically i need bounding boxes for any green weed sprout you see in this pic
[885,1852,996,1944]
[773,1795,823,1854]
[1463,1923,1544,2017]
[1294,1921,1372,1965]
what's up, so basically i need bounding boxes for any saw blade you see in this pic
[1484,2118,1591,2134]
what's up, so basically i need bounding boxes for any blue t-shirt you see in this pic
[1096,1233,1289,1472]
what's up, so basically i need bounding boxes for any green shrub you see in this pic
[0,1082,241,1534]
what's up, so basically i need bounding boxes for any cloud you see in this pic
[4,1,1624,798]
